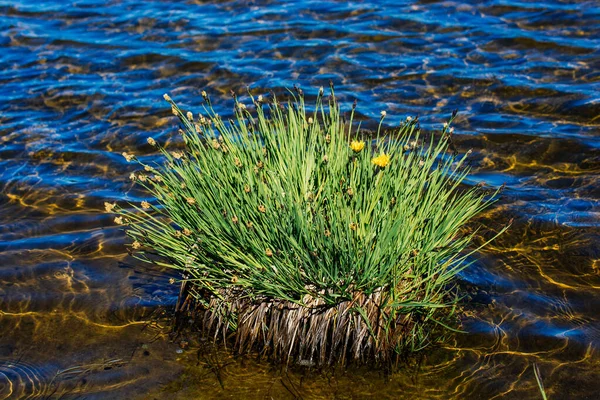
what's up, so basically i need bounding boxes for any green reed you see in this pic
[108,85,504,362]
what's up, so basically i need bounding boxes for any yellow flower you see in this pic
[131,241,141,250]
[104,202,116,213]
[114,216,124,225]
[258,204,266,213]
[183,228,192,236]
[265,248,273,257]
[171,151,183,160]
[349,222,358,231]
[372,153,391,168]
[147,137,156,146]
[141,201,151,209]
[350,140,365,153]
[186,197,196,205]
[163,93,172,102]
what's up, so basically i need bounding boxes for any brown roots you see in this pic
[174,284,435,366]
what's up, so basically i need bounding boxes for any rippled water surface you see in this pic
[1,0,599,398]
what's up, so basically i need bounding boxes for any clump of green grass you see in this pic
[108,85,503,365]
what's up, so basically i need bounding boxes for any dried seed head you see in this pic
[122,152,134,162]
[141,201,151,209]
[171,106,177,116]
[449,127,454,134]
[104,202,116,213]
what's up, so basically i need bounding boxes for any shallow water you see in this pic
[0,0,599,398]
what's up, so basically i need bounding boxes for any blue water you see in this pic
[0,0,599,398]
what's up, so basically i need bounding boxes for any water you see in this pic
[0,0,599,398]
